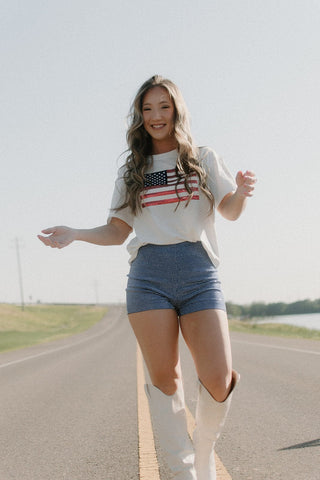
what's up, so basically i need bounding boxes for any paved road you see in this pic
[179,330,320,480]
[209,333,320,480]
[0,307,138,480]
[1,307,319,479]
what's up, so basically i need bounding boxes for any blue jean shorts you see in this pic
[126,241,226,316]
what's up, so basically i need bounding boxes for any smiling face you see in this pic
[142,86,177,154]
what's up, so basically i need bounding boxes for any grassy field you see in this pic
[0,304,108,353]
[229,318,320,340]
[1,305,319,355]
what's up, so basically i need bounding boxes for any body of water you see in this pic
[257,313,320,331]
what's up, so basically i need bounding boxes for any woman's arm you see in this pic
[218,170,256,221]
[37,217,132,249]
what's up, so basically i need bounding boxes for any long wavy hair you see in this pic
[115,75,214,215]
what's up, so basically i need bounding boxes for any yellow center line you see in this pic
[137,343,232,479]
[137,344,161,480]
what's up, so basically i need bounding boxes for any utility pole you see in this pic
[94,280,99,305]
[15,237,25,311]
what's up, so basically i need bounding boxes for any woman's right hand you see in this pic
[37,226,77,249]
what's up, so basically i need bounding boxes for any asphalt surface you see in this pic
[181,332,320,480]
[1,306,319,480]
[0,307,138,480]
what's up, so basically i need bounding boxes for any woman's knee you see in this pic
[150,369,181,396]
[200,370,233,402]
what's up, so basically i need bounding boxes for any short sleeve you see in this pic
[200,147,236,207]
[107,165,134,228]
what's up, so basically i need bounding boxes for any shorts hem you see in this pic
[126,304,226,316]
[179,304,226,316]
[127,305,177,315]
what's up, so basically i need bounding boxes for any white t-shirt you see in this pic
[108,146,236,266]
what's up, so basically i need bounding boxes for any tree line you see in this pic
[226,298,320,318]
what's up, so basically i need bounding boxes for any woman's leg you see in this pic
[180,309,239,480]
[179,308,233,401]
[128,308,180,394]
[129,308,196,479]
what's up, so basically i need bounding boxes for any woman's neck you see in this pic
[151,138,178,155]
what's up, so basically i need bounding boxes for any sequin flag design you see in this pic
[141,168,199,208]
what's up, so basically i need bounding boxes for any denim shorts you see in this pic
[126,241,226,316]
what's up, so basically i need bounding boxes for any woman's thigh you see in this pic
[180,309,232,401]
[128,309,180,395]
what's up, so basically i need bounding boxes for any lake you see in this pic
[257,313,320,331]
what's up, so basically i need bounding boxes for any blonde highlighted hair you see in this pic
[116,75,214,214]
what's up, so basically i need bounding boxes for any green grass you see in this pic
[1,304,319,355]
[229,318,320,340]
[0,304,108,353]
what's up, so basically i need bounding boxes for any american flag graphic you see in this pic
[141,168,199,208]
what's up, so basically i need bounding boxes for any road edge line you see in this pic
[232,338,320,355]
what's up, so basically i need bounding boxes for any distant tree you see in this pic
[314,298,320,312]
[226,302,243,317]
[286,299,316,315]
[226,298,320,318]
[266,302,287,316]
[249,302,267,317]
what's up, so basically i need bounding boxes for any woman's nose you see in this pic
[151,108,162,120]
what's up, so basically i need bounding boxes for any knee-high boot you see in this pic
[145,381,196,479]
[193,370,240,480]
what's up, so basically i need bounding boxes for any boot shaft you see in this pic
[145,382,197,480]
[193,370,240,480]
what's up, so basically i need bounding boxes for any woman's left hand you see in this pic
[235,170,257,198]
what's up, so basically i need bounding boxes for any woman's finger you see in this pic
[37,235,51,246]
[244,172,257,183]
[41,227,56,235]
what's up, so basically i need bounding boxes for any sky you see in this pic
[1,0,320,306]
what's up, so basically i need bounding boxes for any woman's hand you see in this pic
[235,170,257,198]
[218,170,257,220]
[37,226,77,249]
[37,219,132,248]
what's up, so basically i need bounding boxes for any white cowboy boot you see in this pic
[193,370,240,480]
[145,381,196,479]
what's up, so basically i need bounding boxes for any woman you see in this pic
[38,75,256,480]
